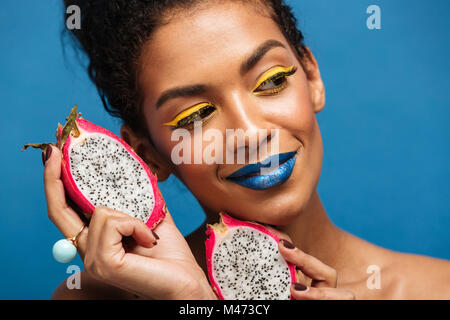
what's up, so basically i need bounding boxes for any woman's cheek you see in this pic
[175,162,219,197]
[267,85,317,143]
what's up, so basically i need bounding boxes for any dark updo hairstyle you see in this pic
[63,0,307,137]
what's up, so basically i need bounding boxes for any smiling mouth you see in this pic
[226,151,297,179]
[225,151,298,190]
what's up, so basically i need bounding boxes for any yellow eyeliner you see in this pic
[251,65,294,92]
[163,102,212,126]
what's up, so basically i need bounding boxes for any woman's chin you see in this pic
[199,164,316,226]
[228,196,308,227]
[230,181,312,226]
[255,210,300,227]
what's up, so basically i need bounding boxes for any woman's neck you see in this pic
[278,189,348,270]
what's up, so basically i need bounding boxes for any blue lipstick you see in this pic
[227,151,297,190]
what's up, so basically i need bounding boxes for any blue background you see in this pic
[1,0,449,299]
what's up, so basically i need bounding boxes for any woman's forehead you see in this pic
[139,2,287,89]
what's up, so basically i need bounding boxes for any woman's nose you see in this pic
[222,92,274,163]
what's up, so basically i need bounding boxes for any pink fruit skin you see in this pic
[58,117,165,230]
[205,213,297,300]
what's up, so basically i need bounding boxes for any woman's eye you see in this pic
[163,102,216,130]
[253,66,297,95]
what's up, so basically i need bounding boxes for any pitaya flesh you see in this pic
[23,105,165,229]
[205,212,297,300]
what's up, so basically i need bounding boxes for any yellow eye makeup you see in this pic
[162,66,295,129]
[252,65,297,95]
[163,102,216,129]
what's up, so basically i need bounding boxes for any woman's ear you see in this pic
[301,46,325,114]
[120,124,172,181]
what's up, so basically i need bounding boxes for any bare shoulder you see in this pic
[382,250,450,299]
[51,270,141,300]
[338,233,450,299]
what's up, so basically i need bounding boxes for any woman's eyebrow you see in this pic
[155,39,286,109]
[156,84,207,109]
[240,39,286,75]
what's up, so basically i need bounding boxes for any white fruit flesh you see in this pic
[212,226,291,300]
[69,133,155,221]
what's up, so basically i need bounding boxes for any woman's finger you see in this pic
[83,207,161,291]
[279,239,337,288]
[262,226,310,285]
[290,283,355,300]
[159,201,175,225]
[101,210,157,249]
[43,145,88,254]
[114,216,156,248]
[295,267,310,286]
[88,207,157,256]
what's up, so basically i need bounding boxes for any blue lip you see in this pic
[227,151,297,190]
[228,151,297,178]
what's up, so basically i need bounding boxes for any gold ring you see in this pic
[66,224,86,248]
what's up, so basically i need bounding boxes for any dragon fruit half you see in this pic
[23,106,165,229]
[205,213,297,300]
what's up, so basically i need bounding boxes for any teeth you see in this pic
[234,161,286,178]
[229,152,296,179]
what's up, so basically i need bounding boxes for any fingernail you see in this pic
[292,282,308,291]
[45,146,52,162]
[280,239,295,249]
[41,151,46,166]
[153,241,157,246]
[151,230,159,240]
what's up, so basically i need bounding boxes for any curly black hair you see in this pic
[63,0,307,137]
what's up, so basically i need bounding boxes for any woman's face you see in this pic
[136,1,324,226]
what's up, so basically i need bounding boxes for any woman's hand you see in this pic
[43,145,216,300]
[273,229,355,300]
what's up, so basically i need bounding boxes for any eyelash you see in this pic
[170,104,216,130]
[166,66,297,129]
[253,66,298,95]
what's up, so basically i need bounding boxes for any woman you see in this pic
[48,0,450,299]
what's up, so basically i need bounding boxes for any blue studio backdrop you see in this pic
[1,0,449,299]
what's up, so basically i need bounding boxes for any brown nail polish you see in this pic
[151,230,159,240]
[280,239,295,249]
[45,146,52,162]
[292,282,308,291]
[153,241,157,246]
